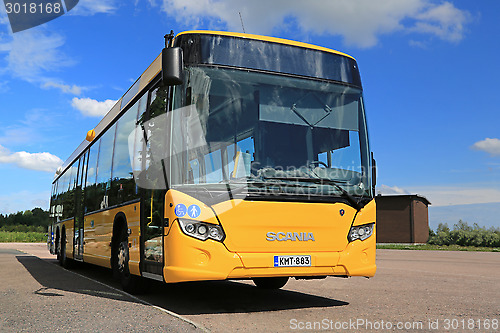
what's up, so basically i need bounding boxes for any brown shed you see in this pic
[375,195,431,244]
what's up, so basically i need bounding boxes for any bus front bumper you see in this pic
[162,223,376,283]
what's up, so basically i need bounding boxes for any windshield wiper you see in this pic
[262,176,361,211]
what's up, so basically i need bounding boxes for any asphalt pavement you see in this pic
[0,244,200,332]
[0,243,498,332]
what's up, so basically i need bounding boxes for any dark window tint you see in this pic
[110,96,142,204]
[61,162,78,220]
[50,181,59,219]
[84,140,100,213]
[177,34,361,87]
[134,85,169,190]
[95,125,116,210]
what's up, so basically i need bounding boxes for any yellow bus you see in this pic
[48,30,377,293]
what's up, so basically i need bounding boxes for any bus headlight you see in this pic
[348,223,374,242]
[178,219,225,242]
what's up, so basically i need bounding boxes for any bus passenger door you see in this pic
[138,83,169,281]
[73,151,88,261]
[141,189,165,280]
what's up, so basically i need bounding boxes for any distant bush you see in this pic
[428,220,500,248]
[0,225,45,233]
[0,231,46,243]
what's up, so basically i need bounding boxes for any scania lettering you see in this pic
[47,30,377,293]
[266,232,316,242]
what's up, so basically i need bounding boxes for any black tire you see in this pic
[55,230,60,261]
[253,277,289,289]
[59,230,74,269]
[115,228,144,294]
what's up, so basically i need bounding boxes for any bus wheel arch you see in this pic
[55,226,61,260]
[111,213,128,278]
[59,226,73,268]
[111,213,144,294]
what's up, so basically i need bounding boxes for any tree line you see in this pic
[0,207,50,230]
[429,220,500,248]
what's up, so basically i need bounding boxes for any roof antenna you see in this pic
[164,30,175,48]
[239,12,246,33]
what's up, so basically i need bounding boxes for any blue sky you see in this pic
[0,0,499,227]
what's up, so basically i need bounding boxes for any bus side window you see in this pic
[53,179,61,221]
[95,124,116,210]
[56,174,66,221]
[64,162,78,219]
[58,168,70,219]
[84,140,100,213]
[149,85,168,118]
[110,96,141,205]
[135,85,168,189]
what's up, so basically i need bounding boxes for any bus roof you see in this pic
[54,30,356,182]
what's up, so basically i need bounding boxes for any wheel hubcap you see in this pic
[118,243,126,273]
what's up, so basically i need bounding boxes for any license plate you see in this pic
[274,255,311,267]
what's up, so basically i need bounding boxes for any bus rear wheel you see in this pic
[253,277,289,289]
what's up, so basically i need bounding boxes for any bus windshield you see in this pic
[168,66,372,203]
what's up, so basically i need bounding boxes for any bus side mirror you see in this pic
[162,47,184,86]
[371,152,377,194]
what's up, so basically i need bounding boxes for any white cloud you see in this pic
[0,80,9,93]
[0,190,50,215]
[377,184,410,195]
[0,144,62,172]
[410,1,469,42]
[0,7,87,94]
[0,27,83,94]
[0,5,8,25]
[0,109,59,145]
[0,0,9,21]
[409,39,428,48]
[406,185,500,207]
[0,127,36,145]
[41,81,83,95]
[161,0,470,48]
[70,0,116,15]
[4,30,74,81]
[378,184,500,207]
[472,138,500,157]
[134,0,158,7]
[71,97,117,117]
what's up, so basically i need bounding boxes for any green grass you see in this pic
[377,243,500,252]
[0,231,46,243]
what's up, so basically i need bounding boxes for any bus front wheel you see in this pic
[253,277,289,289]
[115,228,144,294]
[59,230,74,269]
